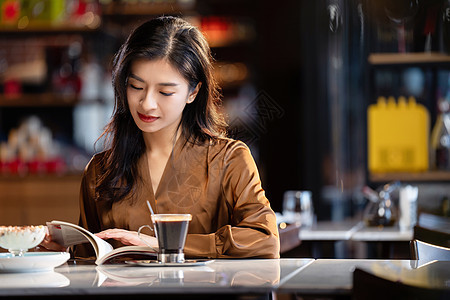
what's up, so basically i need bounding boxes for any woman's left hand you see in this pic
[38,226,67,252]
[95,228,157,248]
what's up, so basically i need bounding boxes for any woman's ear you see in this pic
[187,82,202,104]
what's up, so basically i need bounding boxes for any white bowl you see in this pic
[0,225,45,256]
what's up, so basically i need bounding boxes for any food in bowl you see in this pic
[0,225,46,256]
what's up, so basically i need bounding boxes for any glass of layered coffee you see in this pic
[151,214,192,263]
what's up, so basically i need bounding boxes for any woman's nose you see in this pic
[141,91,158,110]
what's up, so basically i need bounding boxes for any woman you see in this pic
[45,16,279,259]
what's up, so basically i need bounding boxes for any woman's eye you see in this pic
[160,92,174,96]
[129,84,143,90]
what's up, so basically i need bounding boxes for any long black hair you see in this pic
[96,16,227,202]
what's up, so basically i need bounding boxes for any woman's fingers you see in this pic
[95,228,141,245]
[96,228,157,248]
[39,232,67,252]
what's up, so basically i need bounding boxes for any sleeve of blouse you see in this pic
[185,141,280,259]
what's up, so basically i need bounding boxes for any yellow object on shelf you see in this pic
[368,96,430,173]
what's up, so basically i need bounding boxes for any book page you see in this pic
[93,234,114,259]
[47,222,91,246]
[47,220,113,258]
[95,245,157,265]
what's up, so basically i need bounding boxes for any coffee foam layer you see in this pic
[151,214,192,222]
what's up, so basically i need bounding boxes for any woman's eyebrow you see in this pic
[129,73,145,82]
[128,74,179,87]
[158,82,179,87]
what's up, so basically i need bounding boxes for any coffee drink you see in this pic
[151,214,192,263]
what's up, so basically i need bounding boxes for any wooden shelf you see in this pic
[368,52,450,66]
[0,94,79,107]
[0,23,99,33]
[102,2,195,16]
[0,173,81,225]
[0,172,82,182]
[369,170,450,183]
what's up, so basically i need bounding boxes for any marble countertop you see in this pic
[297,220,413,242]
[279,259,450,295]
[0,258,448,297]
[0,258,312,297]
[277,213,414,242]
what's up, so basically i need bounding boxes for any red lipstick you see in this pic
[138,112,158,123]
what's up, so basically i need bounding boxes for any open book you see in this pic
[46,220,157,265]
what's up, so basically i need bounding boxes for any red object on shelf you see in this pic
[3,79,22,98]
[7,158,27,175]
[0,161,10,174]
[45,157,66,174]
[200,16,232,47]
[27,160,45,174]
[1,0,20,25]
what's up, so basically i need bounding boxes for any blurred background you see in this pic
[0,0,449,230]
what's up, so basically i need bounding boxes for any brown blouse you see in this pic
[76,136,280,259]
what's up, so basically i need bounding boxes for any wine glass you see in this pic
[384,0,419,53]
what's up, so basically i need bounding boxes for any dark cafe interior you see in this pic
[0,0,449,299]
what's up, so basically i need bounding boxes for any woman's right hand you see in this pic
[38,226,67,252]
[95,228,158,250]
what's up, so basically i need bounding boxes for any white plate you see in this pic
[0,252,70,273]
[125,259,214,267]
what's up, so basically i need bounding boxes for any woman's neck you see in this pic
[143,128,180,155]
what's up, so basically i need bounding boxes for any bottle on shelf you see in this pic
[430,99,450,170]
[442,0,450,53]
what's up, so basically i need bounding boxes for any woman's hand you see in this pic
[95,228,158,249]
[39,226,67,252]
